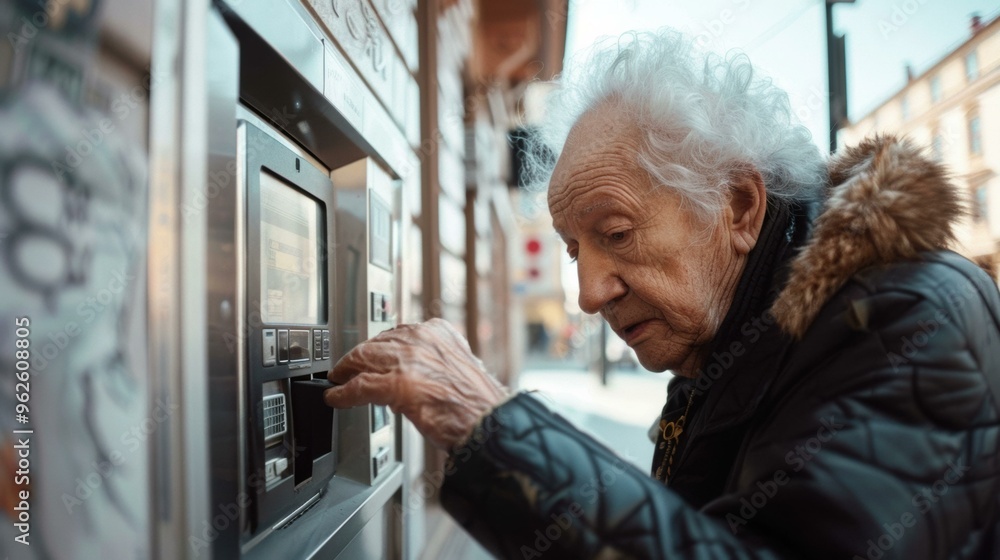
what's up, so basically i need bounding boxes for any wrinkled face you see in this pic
[548,107,747,374]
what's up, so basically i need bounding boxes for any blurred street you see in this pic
[516,357,673,471]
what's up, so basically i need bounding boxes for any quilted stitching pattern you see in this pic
[441,252,1000,559]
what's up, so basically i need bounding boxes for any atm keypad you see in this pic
[266,328,329,366]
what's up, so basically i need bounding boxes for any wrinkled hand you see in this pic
[324,318,508,450]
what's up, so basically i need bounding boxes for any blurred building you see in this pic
[506,81,583,363]
[840,13,1000,280]
[423,0,568,382]
[0,0,567,557]
[511,186,567,354]
[415,1,569,556]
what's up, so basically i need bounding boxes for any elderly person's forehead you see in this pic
[548,106,645,192]
[562,105,644,157]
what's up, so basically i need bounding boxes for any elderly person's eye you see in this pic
[609,230,629,243]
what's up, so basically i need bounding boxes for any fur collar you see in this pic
[771,134,965,338]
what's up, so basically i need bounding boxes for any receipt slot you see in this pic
[332,158,401,486]
[238,120,339,541]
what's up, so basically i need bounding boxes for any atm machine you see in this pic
[0,0,421,557]
[199,0,418,557]
[236,117,342,547]
[229,113,404,560]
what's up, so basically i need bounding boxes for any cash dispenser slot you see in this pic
[291,379,336,486]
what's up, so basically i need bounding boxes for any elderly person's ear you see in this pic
[726,168,768,255]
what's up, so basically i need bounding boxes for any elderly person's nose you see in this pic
[577,254,627,314]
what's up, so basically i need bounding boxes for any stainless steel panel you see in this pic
[219,0,326,91]
[400,419,426,560]
[220,3,414,183]
[195,5,243,559]
[331,494,401,560]
[242,466,404,559]
[331,159,402,493]
[332,158,369,362]
[302,0,413,133]
[147,1,241,559]
[322,46,368,134]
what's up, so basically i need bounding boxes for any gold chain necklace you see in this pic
[655,387,698,483]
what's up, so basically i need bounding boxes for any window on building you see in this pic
[930,76,942,103]
[932,131,944,162]
[974,186,988,222]
[969,114,982,156]
[966,50,979,82]
[900,96,910,120]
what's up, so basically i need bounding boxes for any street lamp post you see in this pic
[826,0,854,153]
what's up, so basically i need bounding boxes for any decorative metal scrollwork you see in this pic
[345,2,366,40]
[362,3,387,76]
[330,0,389,79]
[386,0,406,15]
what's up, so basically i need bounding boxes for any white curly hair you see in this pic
[526,28,826,223]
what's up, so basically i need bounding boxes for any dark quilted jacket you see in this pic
[440,137,1000,559]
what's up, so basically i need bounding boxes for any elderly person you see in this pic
[325,30,1000,559]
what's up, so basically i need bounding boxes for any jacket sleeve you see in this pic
[440,392,787,559]
[440,258,1000,560]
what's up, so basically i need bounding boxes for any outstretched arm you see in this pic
[325,318,508,450]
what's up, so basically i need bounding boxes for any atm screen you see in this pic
[260,171,324,324]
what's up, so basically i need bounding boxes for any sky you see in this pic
[565,0,1000,151]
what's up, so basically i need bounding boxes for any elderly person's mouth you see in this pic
[619,319,654,343]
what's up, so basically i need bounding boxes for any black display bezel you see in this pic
[242,121,337,537]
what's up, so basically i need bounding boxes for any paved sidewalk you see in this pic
[516,364,673,470]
